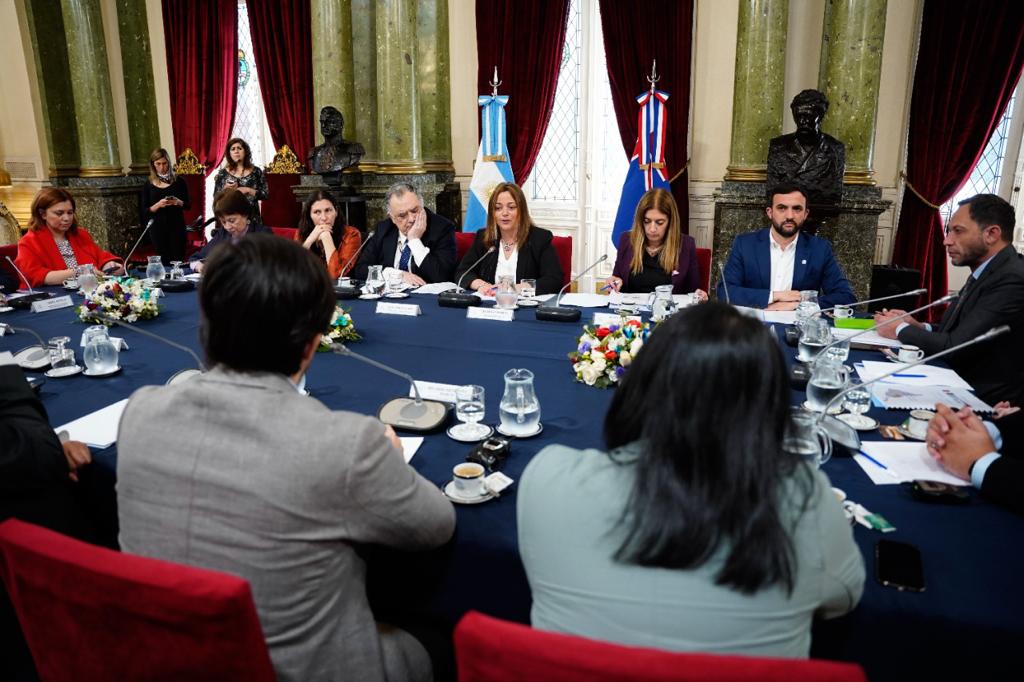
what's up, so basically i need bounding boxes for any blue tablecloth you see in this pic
[3,289,1021,681]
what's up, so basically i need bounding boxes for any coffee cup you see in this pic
[833,305,853,319]
[63,277,79,289]
[907,409,934,438]
[453,462,486,498]
[898,345,925,362]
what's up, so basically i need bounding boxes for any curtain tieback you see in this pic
[668,158,691,185]
[899,171,942,210]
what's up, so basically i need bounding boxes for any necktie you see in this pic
[398,243,412,271]
[941,275,976,331]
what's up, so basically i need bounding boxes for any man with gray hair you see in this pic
[352,183,457,285]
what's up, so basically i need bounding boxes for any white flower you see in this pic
[630,338,644,354]
[607,368,619,382]
[619,350,632,366]
[606,336,622,351]
[589,349,605,363]
[580,364,602,385]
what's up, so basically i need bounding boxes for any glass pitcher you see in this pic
[145,255,166,283]
[806,356,850,413]
[784,408,833,467]
[495,275,517,309]
[83,325,120,374]
[649,284,677,322]
[499,368,541,435]
[77,264,98,294]
[365,265,385,296]
[797,316,831,363]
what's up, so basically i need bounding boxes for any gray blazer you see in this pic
[117,367,455,682]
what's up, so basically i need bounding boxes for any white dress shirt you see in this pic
[768,231,799,305]
[384,234,430,280]
[495,247,519,283]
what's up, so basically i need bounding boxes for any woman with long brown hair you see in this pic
[296,189,361,279]
[140,148,190,264]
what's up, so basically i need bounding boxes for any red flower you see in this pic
[626,320,643,328]
[596,327,611,338]
[604,350,618,361]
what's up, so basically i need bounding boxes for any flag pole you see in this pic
[491,66,501,97]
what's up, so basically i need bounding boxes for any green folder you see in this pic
[834,318,875,330]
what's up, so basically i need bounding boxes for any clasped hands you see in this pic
[872,308,927,339]
[926,402,1019,480]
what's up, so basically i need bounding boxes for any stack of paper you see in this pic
[830,327,902,348]
[854,442,967,485]
[54,399,130,449]
[855,360,973,389]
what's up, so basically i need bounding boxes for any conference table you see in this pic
[2,284,1021,682]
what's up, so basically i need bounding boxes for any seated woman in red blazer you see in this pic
[14,187,124,287]
[604,188,707,300]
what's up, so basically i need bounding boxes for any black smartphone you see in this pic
[875,540,925,592]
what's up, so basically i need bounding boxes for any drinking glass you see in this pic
[843,379,872,416]
[519,278,537,302]
[145,255,165,284]
[169,261,184,280]
[47,336,77,371]
[452,384,489,440]
[77,264,98,294]
[386,269,404,295]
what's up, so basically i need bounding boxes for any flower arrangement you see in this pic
[569,319,650,388]
[318,305,361,351]
[77,277,159,323]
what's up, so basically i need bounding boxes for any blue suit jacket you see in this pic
[715,228,855,308]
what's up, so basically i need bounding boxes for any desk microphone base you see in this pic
[7,292,52,310]
[438,292,480,308]
[334,285,361,300]
[536,305,581,322]
[378,397,449,432]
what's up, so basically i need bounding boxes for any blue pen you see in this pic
[857,450,901,479]
[892,373,926,378]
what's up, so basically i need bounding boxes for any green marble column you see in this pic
[818,0,887,185]
[375,0,420,168]
[116,0,161,175]
[725,0,789,181]
[350,0,379,161]
[311,0,357,155]
[61,0,121,176]
[21,0,80,176]
[416,0,452,170]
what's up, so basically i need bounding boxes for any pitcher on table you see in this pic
[499,368,541,436]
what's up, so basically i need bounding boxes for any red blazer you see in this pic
[14,227,121,287]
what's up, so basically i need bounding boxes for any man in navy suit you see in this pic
[351,183,457,285]
[716,185,855,310]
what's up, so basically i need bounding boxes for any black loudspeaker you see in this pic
[869,265,922,313]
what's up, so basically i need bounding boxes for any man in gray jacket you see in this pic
[117,234,454,682]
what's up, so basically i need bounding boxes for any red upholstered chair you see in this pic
[551,235,572,288]
[262,174,302,229]
[454,611,867,682]
[0,519,275,682]
[270,226,299,240]
[180,174,205,227]
[696,247,712,292]
[455,230,476,263]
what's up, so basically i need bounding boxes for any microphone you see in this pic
[439,245,496,308]
[0,323,50,364]
[185,215,208,232]
[814,325,1011,451]
[334,229,375,299]
[536,254,609,322]
[123,219,155,272]
[329,343,447,431]
[4,256,52,309]
[814,288,928,317]
[82,311,205,385]
[718,261,731,305]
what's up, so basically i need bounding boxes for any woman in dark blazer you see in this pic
[605,188,707,299]
[454,182,563,295]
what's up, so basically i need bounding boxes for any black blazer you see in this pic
[454,227,563,295]
[898,245,1024,406]
[189,221,272,263]
[982,411,1024,514]
[350,209,456,284]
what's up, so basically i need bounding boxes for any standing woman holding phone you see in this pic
[213,137,268,224]
[140,148,190,265]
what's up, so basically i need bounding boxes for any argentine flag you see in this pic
[610,89,671,247]
[465,95,515,232]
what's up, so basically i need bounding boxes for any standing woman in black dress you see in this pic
[140,148,190,265]
[213,137,268,224]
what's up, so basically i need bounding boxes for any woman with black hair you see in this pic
[213,137,268,224]
[517,303,863,658]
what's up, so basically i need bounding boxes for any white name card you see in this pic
[467,306,514,322]
[31,295,74,313]
[375,302,421,316]
[409,380,461,403]
[592,312,643,327]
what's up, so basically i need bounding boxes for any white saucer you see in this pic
[442,480,496,505]
[359,293,382,300]
[517,299,540,307]
[895,421,927,441]
[0,306,13,313]
[83,365,121,377]
[801,400,842,415]
[836,413,879,430]
[447,424,494,443]
[384,292,410,299]
[45,365,83,378]
[496,422,543,438]
[13,345,50,371]
[63,283,80,291]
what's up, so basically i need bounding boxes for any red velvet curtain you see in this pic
[599,0,694,229]
[162,0,238,176]
[892,2,1024,309]
[245,0,314,164]
[476,0,571,183]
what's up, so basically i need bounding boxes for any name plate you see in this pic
[375,302,421,316]
[409,380,461,403]
[467,307,514,322]
[592,312,642,327]
[31,295,74,313]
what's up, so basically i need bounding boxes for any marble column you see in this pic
[416,0,452,170]
[350,0,379,161]
[725,0,789,181]
[311,0,357,153]
[61,0,122,177]
[375,0,420,169]
[116,0,162,175]
[818,0,887,185]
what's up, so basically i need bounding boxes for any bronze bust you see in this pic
[767,89,845,206]
[308,106,365,177]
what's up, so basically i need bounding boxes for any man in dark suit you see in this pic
[875,193,1024,406]
[927,405,1023,514]
[715,185,856,309]
[352,183,457,285]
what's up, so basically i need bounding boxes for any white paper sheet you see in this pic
[54,399,130,449]
[855,360,974,390]
[762,310,798,324]
[555,293,610,308]
[855,441,967,486]
[399,437,423,463]
[411,282,459,295]
[830,327,902,348]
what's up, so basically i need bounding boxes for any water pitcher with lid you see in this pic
[499,368,541,435]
